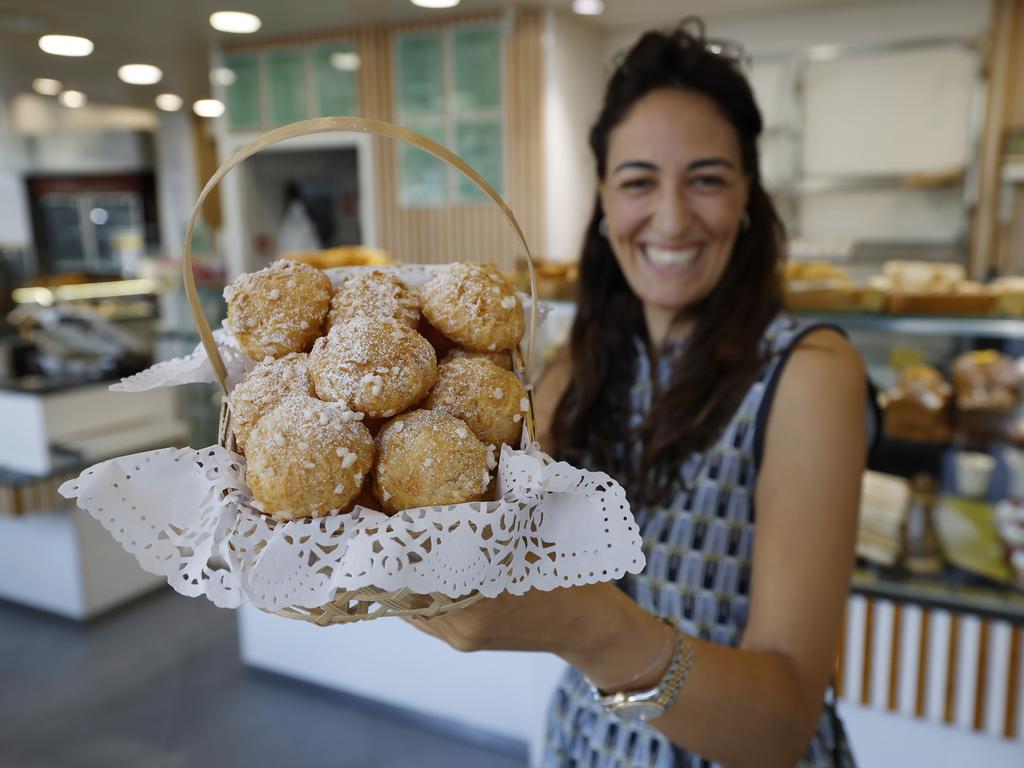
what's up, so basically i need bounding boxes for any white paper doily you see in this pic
[59,443,645,612]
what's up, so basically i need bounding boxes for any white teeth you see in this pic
[645,245,699,267]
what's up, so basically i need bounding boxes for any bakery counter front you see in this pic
[0,376,187,619]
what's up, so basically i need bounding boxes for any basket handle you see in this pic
[183,116,539,398]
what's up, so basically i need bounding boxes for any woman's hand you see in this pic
[403,582,672,691]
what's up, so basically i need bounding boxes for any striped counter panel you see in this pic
[838,595,1024,741]
[0,471,78,516]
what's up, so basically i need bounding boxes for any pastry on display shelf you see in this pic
[877,365,953,442]
[951,350,1019,412]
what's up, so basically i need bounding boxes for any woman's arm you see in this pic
[408,330,866,768]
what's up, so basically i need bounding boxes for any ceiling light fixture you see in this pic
[38,34,94,57]
[209,11,262,34]
[409,0,461,8]
[155,93,184,112]
[32,78,62,96]
[210,67,237,86]
[329,52,361,71]
[193,99,225,118]
[118,64,163,85]
[58,90,87,109]
[571,0,605,15]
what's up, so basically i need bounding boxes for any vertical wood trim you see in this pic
[1007,625,1022,739]
[916,610,930,718]
[888,603,903,711]
[944,615,960,724]
[974,620,990,731]
[861,599,875,706]
[835,599,846,699]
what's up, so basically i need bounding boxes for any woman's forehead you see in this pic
[607,88,741,167]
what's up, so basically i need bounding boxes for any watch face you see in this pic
[610,700,664,721]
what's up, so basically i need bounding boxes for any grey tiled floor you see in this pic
[0,589,528,768]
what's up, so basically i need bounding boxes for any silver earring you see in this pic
[598,217,609,238]
[741,211,751,232]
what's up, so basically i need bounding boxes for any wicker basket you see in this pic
[186,117,540,625]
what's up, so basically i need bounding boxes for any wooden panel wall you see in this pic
[224,9,546,274]
[838,595,1024,741]
[971,0,1024,277]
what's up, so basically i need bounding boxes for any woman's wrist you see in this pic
[558,585,671,691]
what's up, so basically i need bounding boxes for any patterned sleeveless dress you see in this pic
[542,314,859,768]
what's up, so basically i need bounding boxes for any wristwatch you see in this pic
[587,620,694,721]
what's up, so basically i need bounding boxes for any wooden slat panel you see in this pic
[1008,625,1022,739]
[944,615,960,724]
[835,597,846,698]
[916,609,930,718]
[862,598,875,706]
[888,603,902,711]
[974,620,990,731]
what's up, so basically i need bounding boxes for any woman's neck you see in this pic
[643,303,693,351]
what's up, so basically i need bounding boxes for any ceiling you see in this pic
[0,0,870,111]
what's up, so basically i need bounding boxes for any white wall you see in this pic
[542,11,608,264]
[606,0,991,59]
[0,88,32,248]
[154,110,199,257]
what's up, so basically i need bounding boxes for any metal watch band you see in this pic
[587,619,695,721]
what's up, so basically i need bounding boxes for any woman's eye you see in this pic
[621,178,653,190]
[693,175,726,189]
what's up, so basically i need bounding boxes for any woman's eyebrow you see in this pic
[612,157,736,174]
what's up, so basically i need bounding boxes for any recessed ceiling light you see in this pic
[210,67,237,86]
[193,99,225,118]
[32,78,62,96]
[58,90,87,108]
[118,64,163,85]
[155,93,184,112]
[209,11,262,34]
[409,0,460,8]
[329,52,361,71]
[571,0,605,15]
[39,34,94,57]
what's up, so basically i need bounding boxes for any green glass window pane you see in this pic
[453,26,502,113]
[455,120,502,201]
[396,32,443,116]
[267,49,308,126]
[313,43,359,117]
[224,53,261,130]
[399,119,447,206]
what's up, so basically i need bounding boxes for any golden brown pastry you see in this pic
[228,352,314,453]
[225,259,332,360]
[420,263,525,352]
[245,394,374,522]
[424,356,528,448]
[441,347,514,371]
[325,270,420,333]
[309,316,436,417]
[372,409,494,514]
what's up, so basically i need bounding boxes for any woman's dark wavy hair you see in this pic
[551,18,786,503]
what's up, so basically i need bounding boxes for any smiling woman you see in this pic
[405,16,869,768]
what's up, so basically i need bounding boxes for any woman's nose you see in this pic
[652,187,691,237]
